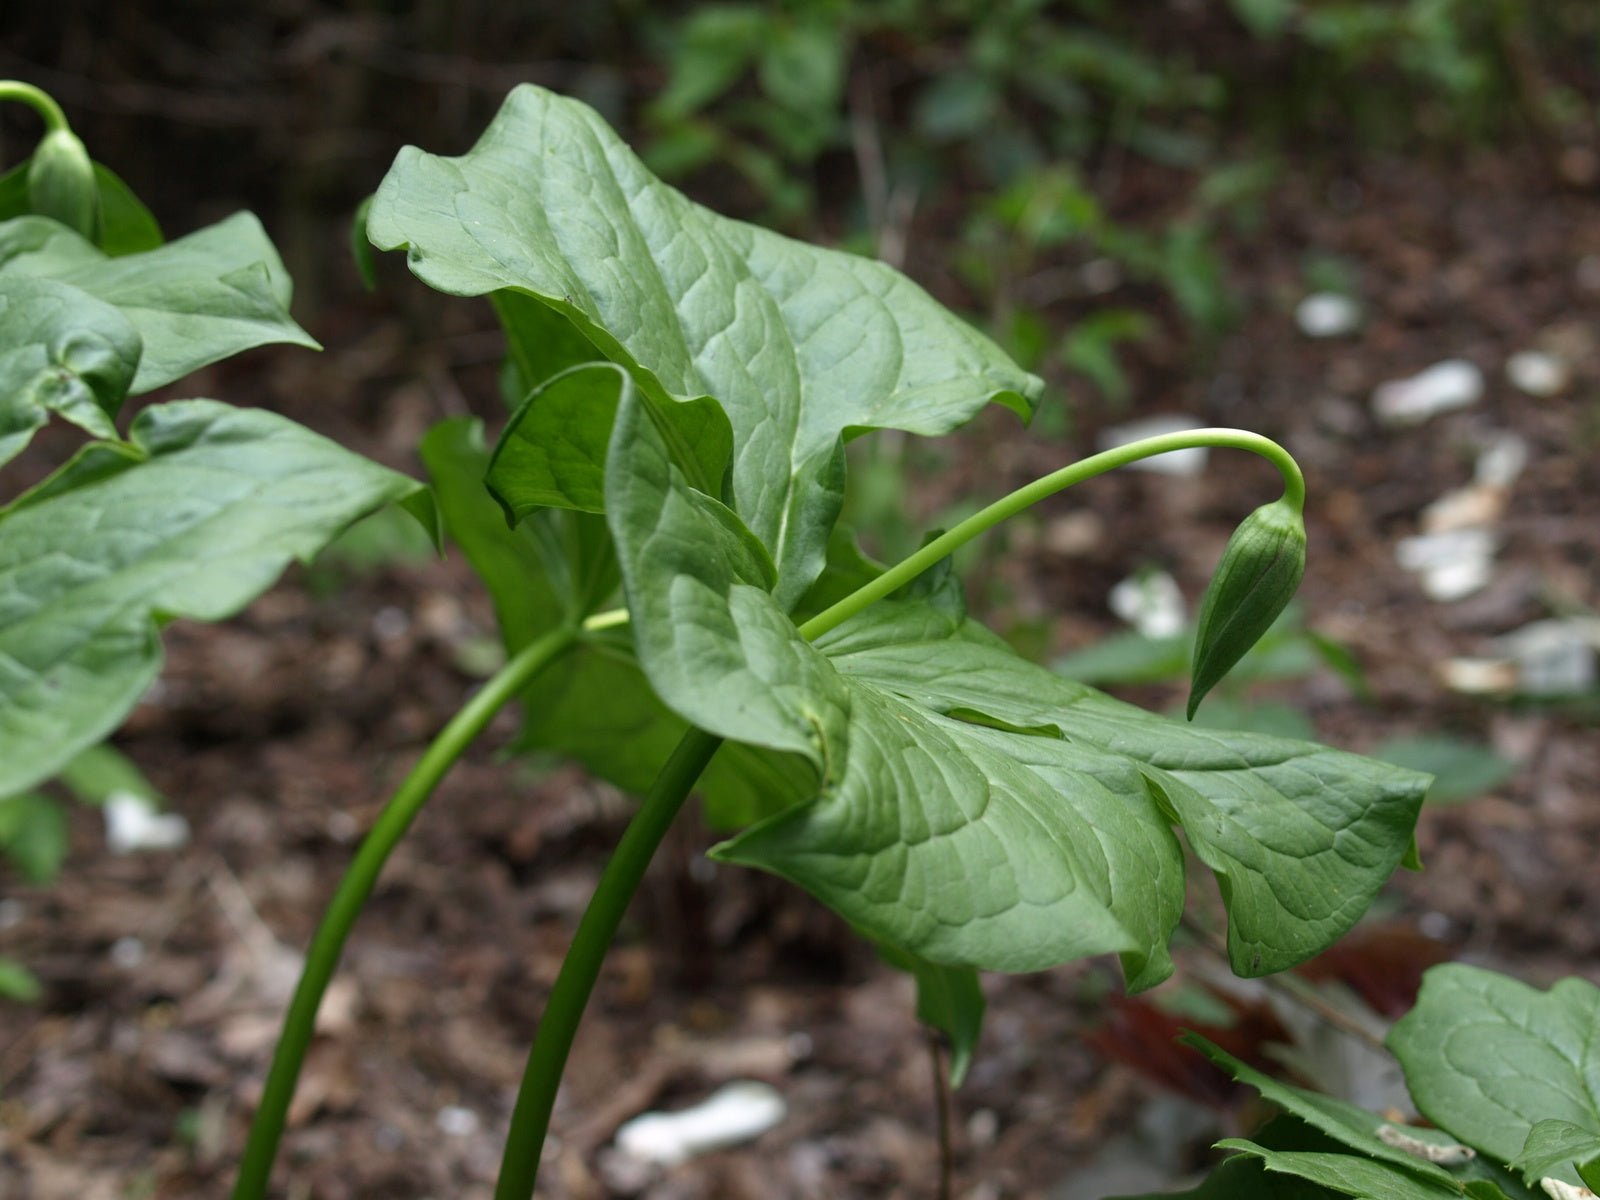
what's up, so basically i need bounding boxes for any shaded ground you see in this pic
[2,64,1599,1200]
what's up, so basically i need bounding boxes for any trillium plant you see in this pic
[1,82,1455,1197]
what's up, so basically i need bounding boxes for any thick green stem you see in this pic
[799,427,1304,641]
[0,81,70,133]
[494,726,723,1200]
[232,626,576,1200]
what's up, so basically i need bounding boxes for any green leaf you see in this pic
[90,163,163,256]
[0,212,317,392]
[0,956,42,1003]
[652,6,768,119]
[54,742,163,807]
[1180,1034,1461,1186]
[1513,1121,1600,1187]
[880,943,985,1087]
[368,84,1040,604]
[0,275,141,465]
[1389,966,1600,1171]
[421,415,806,828]
[0,400,424,797]
[1111,1117,1352,1198]
[0,791,69,884]
[1373,736,1515,804]
[1215,1139,1466,1200]
[606,377,1427,984]
[487,361,731,519]
[0,159,161,255]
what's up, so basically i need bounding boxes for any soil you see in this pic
[2,24,1599,1200]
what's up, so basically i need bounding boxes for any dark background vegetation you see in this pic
[2,3,1599,1197]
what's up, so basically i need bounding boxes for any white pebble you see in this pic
[1496,619,1600,696]
[1108,571,1187,639]
[1295,293,1362,338]
[104,792,190,854]
[435,1105,481,1137]
[1506,350,1569,398]
[1474,433,1529,488]
[615,1081,786,1167]
[1371,360,1484,426]
[109,936,145,969]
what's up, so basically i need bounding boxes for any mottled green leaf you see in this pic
[421,414,806,829]
[1390,966,1600,1171]
[606,376,1427,984]
[1513,1121,1600,1187]
[0,400,424,797]
[368,84,1040,604]
[0,212,316,392]
[0,275,140,465]
[487,361,730,519]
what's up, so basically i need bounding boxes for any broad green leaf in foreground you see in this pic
[368,83,1042,604]
[0,400,425,797]
[0,212,315,392]
[0,275,140,466]
[604,377,1429,984]
[1389,965,1600,1171]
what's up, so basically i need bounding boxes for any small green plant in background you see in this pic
[1118,963,1600,1200]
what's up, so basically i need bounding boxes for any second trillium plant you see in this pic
[237,85,1430,1198]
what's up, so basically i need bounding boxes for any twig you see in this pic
[1180,915,1388,1053]
[927,1033,953,1200]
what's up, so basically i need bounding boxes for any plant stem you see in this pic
[0,81,70,133]
[494,726,723,1200]
[928,1034,954,1200]
[232,626,576,1200]
[799,428,1304,641]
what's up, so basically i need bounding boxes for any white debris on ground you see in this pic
[109,936,145,969]
[1506,349,1571,397]
[1295,292,1362,338]
[1395,529,1498,602]
[1541,1180,1596,1200]
[1399,433,1529,602]
[104,791,190,854]
[1109,571,1187,638]
[1496,619,1600,696]
[613,1081,787,1168]
[435,1105,481,1137]
[1098,414,1209,477]
[1371,359,1484,426]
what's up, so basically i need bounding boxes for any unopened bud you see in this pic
[1187,497,1306,719]
[27,127,98,240]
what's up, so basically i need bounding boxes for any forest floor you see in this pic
[2,139,1598,1200]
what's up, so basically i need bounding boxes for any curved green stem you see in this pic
[0,81,70,133]
[494,726,723,1200]
[799,427,1304,641]
[232,626,577,1200]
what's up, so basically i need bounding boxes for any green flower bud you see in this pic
[1186,496,1306,720]
[27,127,98,240]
